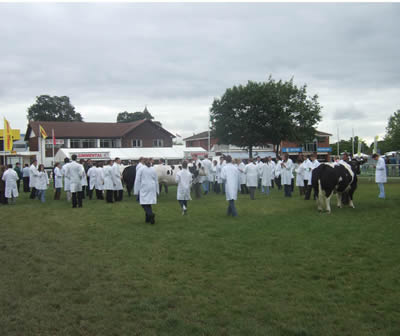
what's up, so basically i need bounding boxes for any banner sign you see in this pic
[74,152,110,159]
[282,147,302,153]
[46,139,64,145]
[317,147,332,152]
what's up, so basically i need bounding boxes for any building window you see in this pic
[153,139,164,147]
[303,142,317,152]
[70,139,97,148]
[100,139,118,148]
[70,139,81,148]
[132,139,143,147]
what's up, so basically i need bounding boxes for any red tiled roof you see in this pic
[25,119,175,139]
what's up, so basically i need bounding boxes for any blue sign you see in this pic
[317,147,332,152]
[282,147,302,153]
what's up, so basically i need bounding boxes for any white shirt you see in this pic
[66,161,84,193]
[112,162,123,190]
[375,157,387,183]
[245,163,259,187]
[281,159,294,185]
[134,165,159,205]
[103,165,114,190]
[261,162,274,187]
[54,167,63,189]
[29,164,39,188]
[36,171,49,190]
[2,168,19,198]
[87,166,98,190]
[175,168,192,201]
[221,163,240,201]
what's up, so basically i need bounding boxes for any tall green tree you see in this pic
[384,109,400,150]
[331,136,369,156]
[210,77,322,157]
[117,108,154,123]
[27,95,83,121]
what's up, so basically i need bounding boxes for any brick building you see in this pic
[24,119,175,165]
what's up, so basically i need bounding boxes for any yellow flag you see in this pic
[39,124,48,139]
[4,118,13,151]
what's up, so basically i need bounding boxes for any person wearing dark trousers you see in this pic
[112,158,124,202]
[14,162,22,192]
[134,158,159,224]
[175,161,192,215]
[22,163,30,192]
[53,162,63,200]
[281,153,294,198]
[245,159,258,200]
[67,155,85,208]
[103,160,114,203]
[221,155,240,217]
[304,153,320,200]
[29,160,39,199]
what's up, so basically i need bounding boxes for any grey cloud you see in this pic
[0,3,399,144]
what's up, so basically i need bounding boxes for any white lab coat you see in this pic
[62,163,71,191]
[22,166,30,177]
[238,162,246,185]
[221,163,240,201]
[201,158,213,182]
[134,166,159,205]
[209,164,217,183]
[54,167,63,189]
[87,166,98,190]
[275,160,282,178]
[375,157,387,183]
[261,162,274,187]
[81,169,88,187]
[103,165,114,190]
[29,164,39,189]
[269,161,276,179]
[257,162,264,180]
[295,163,305,187]
[303,159,312,181]
[217,161,226,183]
[175,168,192,200]
[112,163,123,190]
[67,161,84,193]
[95,167,104,190]
[2,168,19,198]
[281,159,294,185]
[36,171,49,190]
[245,163,259,187]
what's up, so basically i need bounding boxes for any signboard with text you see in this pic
[282,147,302,153]
[74,152,110,160]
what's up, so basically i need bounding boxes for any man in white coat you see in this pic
[2,164,19,204]
[274,156,283,190]
[103,160,115,203]
[66,154,85,208]
[175,160,192,215]
[245,158,259,200]
[372,153,387,199]
[221,155,240,217]
[87,164,98,200]
[261,158,274,195]
[112,157,124,202]
[281,153,294,197]
[201,154,212,195]
[303,155,312,198]
[29,160,39,199]
[305,153,320,200]
[53,162,63,200]
[134,158,159,224]
[95,163,104,200]
[216,156,226,194]
[238,159,248,194]
[62,158,72,201]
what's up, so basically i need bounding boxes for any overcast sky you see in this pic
[1,3,399,145]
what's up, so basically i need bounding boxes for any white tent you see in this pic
[54,145,207,162]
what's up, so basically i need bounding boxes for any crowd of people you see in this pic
[0,151,389,221]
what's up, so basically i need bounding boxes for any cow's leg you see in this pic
[348,189,355,208]
[336,192,342,208]
[325,193,332,214]
[317,181,323,212]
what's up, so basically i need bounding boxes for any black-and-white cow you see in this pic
[311,160,360,213]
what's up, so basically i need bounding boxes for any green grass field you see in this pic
[1,179,399,336]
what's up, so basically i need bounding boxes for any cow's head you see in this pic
[349,159,361,175]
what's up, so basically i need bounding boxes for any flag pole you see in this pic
[3,118,5,166]
[337,127,340,156]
